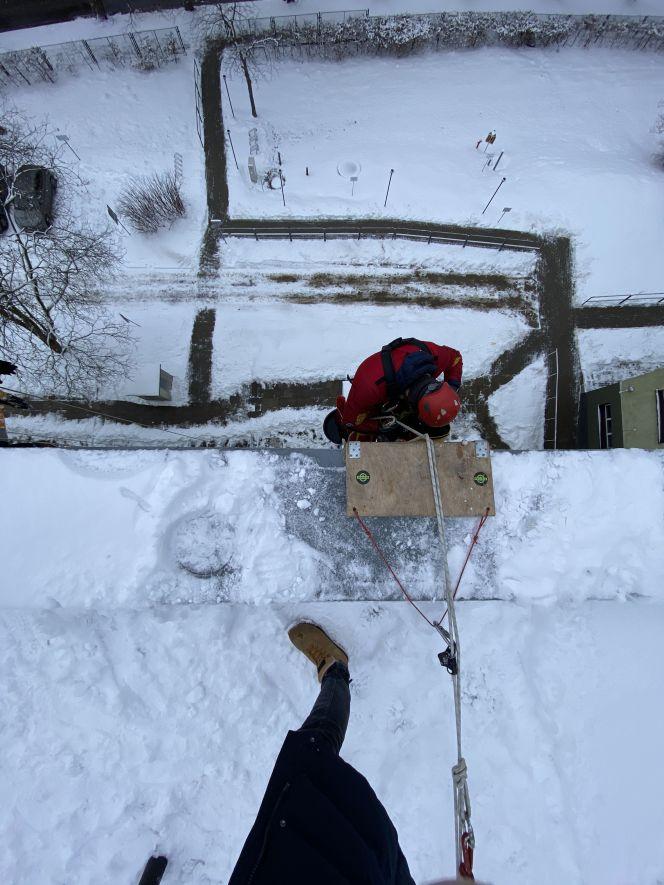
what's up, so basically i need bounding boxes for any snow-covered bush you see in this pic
[653,101,664,169]
[244,10,664,61]
[117,171,185,234]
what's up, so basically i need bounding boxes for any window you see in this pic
[657,390,664,445]
[598,403,613,449]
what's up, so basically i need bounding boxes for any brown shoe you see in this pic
[288,622,349,683]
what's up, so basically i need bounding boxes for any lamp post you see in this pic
[482,177,506,215]
[222,74,235,118]
[384,168,394,208]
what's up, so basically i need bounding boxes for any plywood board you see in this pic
[345,440,495,518]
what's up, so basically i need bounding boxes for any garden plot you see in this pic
[577,327,664,391]
[211,301,530,399]
[219,236,538,278]
[217,236,538,309]
[222,48,664,303]
[8,57,206,270]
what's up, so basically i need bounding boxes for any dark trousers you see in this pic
[297,662,351,755]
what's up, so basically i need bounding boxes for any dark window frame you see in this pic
[657,389,664,445]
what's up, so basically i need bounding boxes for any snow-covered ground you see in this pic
[223,49,664,303]
[102,301,198,403]
[211,302,529,398]
[6,57,206,270]
[1,448,664,884]
[6,406,331,449]
[488,355,547,450]
[5,448,662,609]
[578,327,664,391]
[218,236,538,279]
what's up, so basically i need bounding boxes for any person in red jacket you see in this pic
[324,337,462,443]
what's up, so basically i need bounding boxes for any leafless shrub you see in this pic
[117,170,185,234]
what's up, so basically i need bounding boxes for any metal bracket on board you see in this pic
[475,440,489,459]
[348,441,361,459]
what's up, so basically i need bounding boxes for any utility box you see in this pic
[137,365,174,402]
[580,367,664,450]
[346,440,495,518]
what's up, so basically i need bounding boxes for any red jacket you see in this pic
[341,340,462,434]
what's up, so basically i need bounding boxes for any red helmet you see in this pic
[417,381,461,427]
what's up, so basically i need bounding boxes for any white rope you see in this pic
[424,434,474,874]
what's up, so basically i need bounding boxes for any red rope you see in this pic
[437,508,490,627]
[352,506,490,632]
[352,508,436,629]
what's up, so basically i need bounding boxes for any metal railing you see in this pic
[193,57,204,150]
[581,292,664,307]
[0,25,187,89]
[212,220,540,253]
[544,349,559,450]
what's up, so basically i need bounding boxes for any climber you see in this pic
[323,337,462,443]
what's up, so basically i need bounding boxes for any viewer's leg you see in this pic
[297,661,350,755]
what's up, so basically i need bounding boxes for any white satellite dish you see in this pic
[337,160,362,179]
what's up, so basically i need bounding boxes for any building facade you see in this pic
[580,368,664,450]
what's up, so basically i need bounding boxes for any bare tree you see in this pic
[198,2,276,118]
[0,104,131,398]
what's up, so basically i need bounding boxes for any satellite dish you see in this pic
[337,160,362,179]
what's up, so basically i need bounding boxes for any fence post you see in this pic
[129,32,143,60]
[81,39,100,68]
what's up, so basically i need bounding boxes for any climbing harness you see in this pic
[352,427,490,881]
[378,337,432,400]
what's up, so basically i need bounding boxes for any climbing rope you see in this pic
[424,433,474,880]
[353,432,490,881]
